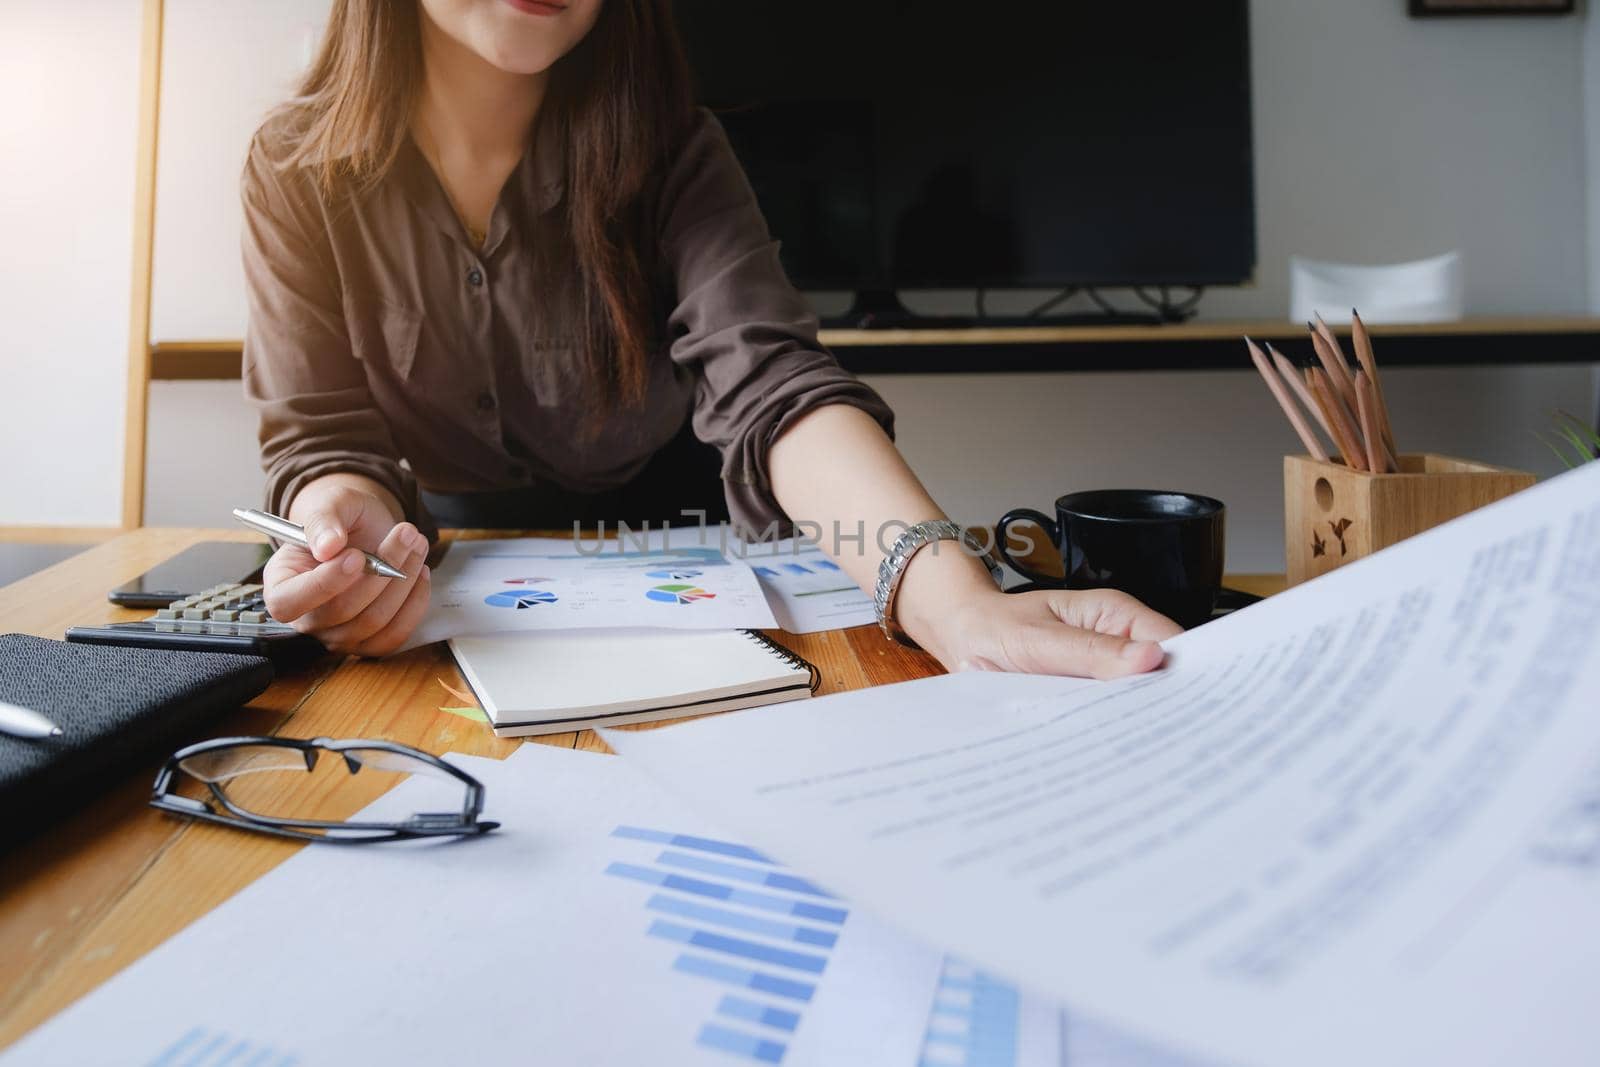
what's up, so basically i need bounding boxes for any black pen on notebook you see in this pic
[232,508,407,578]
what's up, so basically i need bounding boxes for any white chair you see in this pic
[1288,251,1463,325]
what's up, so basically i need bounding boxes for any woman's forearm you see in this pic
[767,404,1178,678]
[766,404,995,657]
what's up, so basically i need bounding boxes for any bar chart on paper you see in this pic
[142,1026,298,1067]
[739,540,875,634]
[916,960,1025,1067]
[604,825,848,1063]
[602,824,1051,1066]
[749,558,849,595]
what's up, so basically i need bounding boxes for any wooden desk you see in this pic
[0,528,1285,1049]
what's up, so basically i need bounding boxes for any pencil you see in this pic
[1312,312,1355,374]
[1309,368,1368,471]
[1349,309,1398,456]
[1308,318,1360,416]
[1246,338,1328,461]
[1354,369,1387,474]
[1267,343,1334,441]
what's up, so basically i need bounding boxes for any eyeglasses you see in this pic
[151,736,499,844]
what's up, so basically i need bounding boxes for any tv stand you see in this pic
[964,311,1167,328]
[830,290,935,329]
[824,289,1166,330]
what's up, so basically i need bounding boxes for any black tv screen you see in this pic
[673,2,1256,293]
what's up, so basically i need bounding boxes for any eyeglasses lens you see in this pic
[176,744,465,829]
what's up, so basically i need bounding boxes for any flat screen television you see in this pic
[673,2,1256,324]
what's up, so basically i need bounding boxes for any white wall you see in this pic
[146,381,266,527]
[0,0,144,526]
[140,0,329,530]
[1209,0,1589,319]
[151,0,330,340]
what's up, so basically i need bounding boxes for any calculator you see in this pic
[66,582,323,667]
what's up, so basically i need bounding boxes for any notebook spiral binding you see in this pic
[741,630,822,694]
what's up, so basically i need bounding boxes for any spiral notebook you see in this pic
[447,629,819,738]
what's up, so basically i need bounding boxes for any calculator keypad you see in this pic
[149,583,293,635]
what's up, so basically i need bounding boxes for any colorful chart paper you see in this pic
[406,537,776,648]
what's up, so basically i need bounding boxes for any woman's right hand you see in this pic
[262,477,432,657]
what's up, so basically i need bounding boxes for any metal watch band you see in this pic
[874,520,1004,647]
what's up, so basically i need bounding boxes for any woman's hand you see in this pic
[262,475,432,657]
[923,586,1183,678]
[894,547,1183,679]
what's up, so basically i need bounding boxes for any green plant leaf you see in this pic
[1535,430,1580,470]
[1556,425,1595,464]
[1553,410,1600,453]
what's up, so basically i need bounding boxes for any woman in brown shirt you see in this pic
[247,0,1180,672]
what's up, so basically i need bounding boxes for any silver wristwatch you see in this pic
[874,520,1004,646]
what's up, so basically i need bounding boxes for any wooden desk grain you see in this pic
[0,528,1283,1048]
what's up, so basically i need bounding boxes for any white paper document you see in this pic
[6,744,941,1066]
[738,538,876,634]
[8,743,1161,1067]
[408,536,778,647]
[607,464,1600,1067]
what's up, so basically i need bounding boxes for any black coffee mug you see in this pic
[995,490,1226,629]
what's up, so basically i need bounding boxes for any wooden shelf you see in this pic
[150,316,1600,380]
[823,315,1600,346]
[150,340,247,380]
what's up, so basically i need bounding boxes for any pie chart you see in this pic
[645,569,703,580]
[484,589,559,609]
[645,583,717,605]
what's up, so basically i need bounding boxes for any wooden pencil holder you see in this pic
[1284,453,1536,586]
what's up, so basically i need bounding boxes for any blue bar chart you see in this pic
[915,959,1024,1067]
[604,824,850,1064]
[746,550,853,599]
[145,1026,298,1067]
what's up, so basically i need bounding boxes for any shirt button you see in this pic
[466,267,484,287]
[477,391,496,413]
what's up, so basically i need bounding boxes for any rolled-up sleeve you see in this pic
[660,110,894,535]
[239,133,432,537]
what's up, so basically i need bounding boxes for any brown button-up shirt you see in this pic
[240,106,892,537]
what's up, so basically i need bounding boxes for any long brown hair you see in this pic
[285,0,694,410]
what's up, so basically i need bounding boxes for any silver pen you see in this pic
[0,698,63,739]
[232,508,407,579]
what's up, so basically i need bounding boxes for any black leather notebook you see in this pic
[0,634,273,837]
